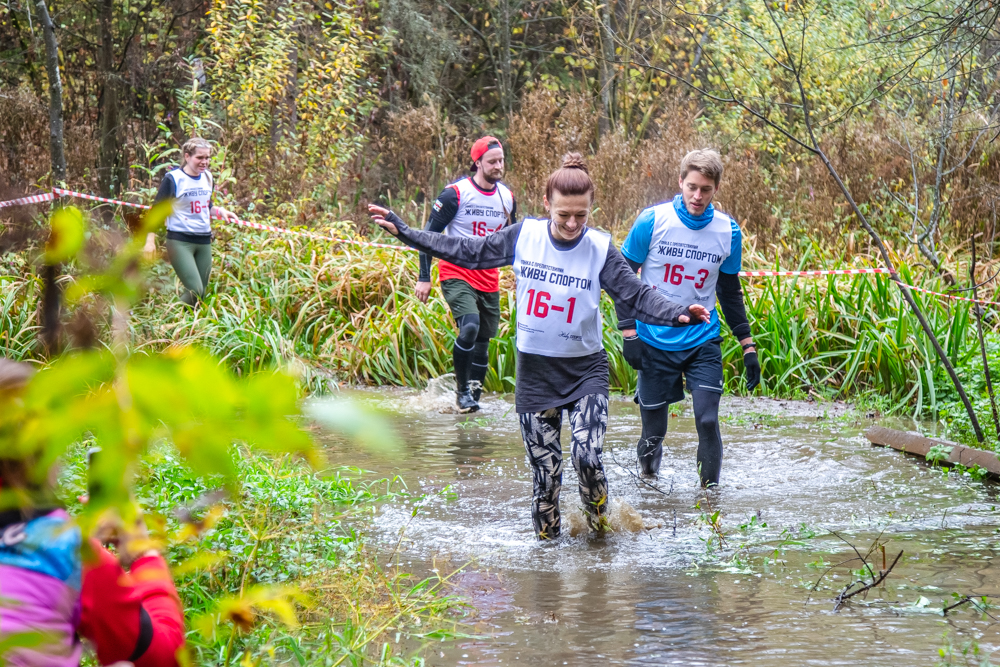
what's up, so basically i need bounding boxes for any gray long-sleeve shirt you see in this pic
[386,212,703,412]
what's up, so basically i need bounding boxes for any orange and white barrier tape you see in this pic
[739,268,889,277]
[53,187,151,209]
[4,187,1000,305]
[0,192,56,208]
[894,280,1000,309]
[43,187,416,252]
[219,214,414,251]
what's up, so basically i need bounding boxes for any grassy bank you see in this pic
[4,222,1000,446]
[56,441,464,665]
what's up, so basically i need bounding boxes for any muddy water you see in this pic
[321,384,1000,666]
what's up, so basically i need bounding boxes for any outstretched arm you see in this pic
[600,245,710,327]
[369,204,518,270]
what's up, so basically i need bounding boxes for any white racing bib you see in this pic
[639,203,732,309]
[513,218,610,357]
[165,168,214,234]
[444,177,514,239]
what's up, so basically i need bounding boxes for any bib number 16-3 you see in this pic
[664,263,709,289]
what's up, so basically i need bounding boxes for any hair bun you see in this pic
[561,152,589,173]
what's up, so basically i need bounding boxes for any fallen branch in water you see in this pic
[833,550,903,611]
[943,596,973,614]
[606,441,674,498]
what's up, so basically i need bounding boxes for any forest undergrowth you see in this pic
[5,213,1000,448]
[58,443,468,666]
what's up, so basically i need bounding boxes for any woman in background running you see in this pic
[143,137,238,306]
[369,154,710,539]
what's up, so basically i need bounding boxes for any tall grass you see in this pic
[57,441,465,665]
[5,226,1000,426]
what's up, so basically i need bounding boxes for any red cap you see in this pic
[470,136,502,163]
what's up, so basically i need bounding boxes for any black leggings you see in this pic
[519,394,609,539]
[638,390,722,487]
[453,313,491,391]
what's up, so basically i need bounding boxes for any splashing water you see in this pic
[402,374,505,416]
[565,499,651,536]
[404,373,460,413]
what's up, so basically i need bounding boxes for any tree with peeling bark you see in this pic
[619,0,987,441]
[34,0,65,185]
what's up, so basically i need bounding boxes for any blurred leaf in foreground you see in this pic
[44,207,86,265]
[306,398,401,455]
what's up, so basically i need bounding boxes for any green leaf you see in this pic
[138,200,174,236]
[45,207,86,264]
[305,398,400,454]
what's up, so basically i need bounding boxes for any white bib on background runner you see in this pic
[513,219,610,358]
[165,168,214,234]
[639,202,732,309]
[444,177,514,239]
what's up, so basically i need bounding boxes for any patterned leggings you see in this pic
[518,393,609,539]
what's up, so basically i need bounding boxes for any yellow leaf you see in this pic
[45,207,86,264]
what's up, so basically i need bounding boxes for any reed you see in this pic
[5,228,1000,431]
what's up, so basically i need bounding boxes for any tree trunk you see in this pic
[815,146,984,443]
[40,263,62,355]
[597,0,616,139]
[35,0,66,185]
[98,0,120,200]
[498,0,514,117]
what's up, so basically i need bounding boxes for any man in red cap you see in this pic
[416,136,517,412]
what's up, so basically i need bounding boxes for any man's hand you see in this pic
[212,206,240,224]
[415,281,431,303]
[368,204,399,236]
[622,333,644,371]
[93,511,158,569]
[142,235,157,261]
[677,304,711,324]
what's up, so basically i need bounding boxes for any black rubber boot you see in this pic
[637,436,664,476]
[453,341,478,412]
[456,388,480,413]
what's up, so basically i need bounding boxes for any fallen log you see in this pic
[865,426,1000,479]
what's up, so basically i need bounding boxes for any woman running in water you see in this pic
[370,154,710,539]
[143,137,238,306]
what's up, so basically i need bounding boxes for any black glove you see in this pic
[743,350,761,391]
[622,334,644,371]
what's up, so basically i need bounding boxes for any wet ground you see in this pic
[320,383,1000,666]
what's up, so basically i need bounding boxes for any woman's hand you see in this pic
[368,204,399,236]
[142,233,157,261]
[212,206,240,224]
[678,304,711,324]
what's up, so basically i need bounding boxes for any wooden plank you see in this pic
[865,426,1000,477]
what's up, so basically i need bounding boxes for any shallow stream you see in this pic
[322,383,1000,666]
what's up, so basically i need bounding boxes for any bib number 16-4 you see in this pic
[524,289,576,323]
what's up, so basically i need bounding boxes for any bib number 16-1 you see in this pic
[524,289,576,323]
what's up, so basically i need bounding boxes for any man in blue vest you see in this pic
[618,149,760,487]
